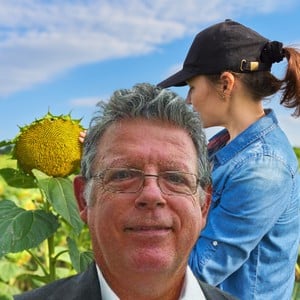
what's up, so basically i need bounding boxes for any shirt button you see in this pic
[212,241,218,247]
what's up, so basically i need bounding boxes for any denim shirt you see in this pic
[189,109,300,300]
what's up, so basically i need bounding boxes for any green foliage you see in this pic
[37,176,83,235]
[293,281,300,299]
[294,147,300,163]
[67,237,94,273]
[0,152,93,298]
[1,139,299,299]
[0,168,37,188]
[0,200,59,256]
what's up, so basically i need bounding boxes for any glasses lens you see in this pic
[103,168,142,193]
[159,171,197,195]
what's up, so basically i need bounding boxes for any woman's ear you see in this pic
[220,71,235,97]
[73,175,88,223]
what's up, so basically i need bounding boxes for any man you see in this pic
[14,83,236,300]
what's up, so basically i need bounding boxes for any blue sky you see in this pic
[1,0,300,146]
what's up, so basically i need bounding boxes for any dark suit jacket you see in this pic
[14,263,237,300]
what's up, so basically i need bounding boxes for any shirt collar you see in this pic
[96,264,119,300]
[96,264,206,300]
[208,109,277,165]
[180,266,206,300]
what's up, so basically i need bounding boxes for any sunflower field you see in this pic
[0,113,300,300]
[0,113,93,300]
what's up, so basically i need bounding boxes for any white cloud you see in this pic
[0,0,298,96]
[70,96,102,107]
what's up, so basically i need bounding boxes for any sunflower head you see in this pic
[13,112,85,177]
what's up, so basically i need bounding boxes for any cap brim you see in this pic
[157,68,198,88]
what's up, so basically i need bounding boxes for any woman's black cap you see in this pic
[158,19,282,88]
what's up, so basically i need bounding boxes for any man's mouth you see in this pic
[125,226,172,232]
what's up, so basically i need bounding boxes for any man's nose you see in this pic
[134,176,166,209]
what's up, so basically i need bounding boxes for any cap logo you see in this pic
[240,59,259,72]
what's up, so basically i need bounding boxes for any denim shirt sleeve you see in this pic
[189,153,295,285]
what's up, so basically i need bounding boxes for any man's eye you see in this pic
[164,173,185,184]
[109,170,133,181]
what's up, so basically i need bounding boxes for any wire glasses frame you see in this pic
[91,168,200,196]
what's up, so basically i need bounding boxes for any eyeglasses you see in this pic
[91,168,199,195]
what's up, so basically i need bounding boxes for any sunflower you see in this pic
[13,112,85,177]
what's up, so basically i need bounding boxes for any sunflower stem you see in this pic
[47,234,56,282]
[44,200,56,282]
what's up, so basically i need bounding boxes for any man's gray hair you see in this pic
[81,83,211,202]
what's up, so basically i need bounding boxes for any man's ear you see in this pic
[200,185,212,229]
[73,175,88,223]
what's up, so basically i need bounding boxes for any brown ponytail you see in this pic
[280,47,300,117]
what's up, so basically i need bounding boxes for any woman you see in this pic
[158,19,300,300]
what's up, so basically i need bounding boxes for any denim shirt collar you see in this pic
[209,109,278,165]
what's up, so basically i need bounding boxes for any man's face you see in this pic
[75,118,210,281]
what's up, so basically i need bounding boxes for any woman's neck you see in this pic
[224,97,265,142]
